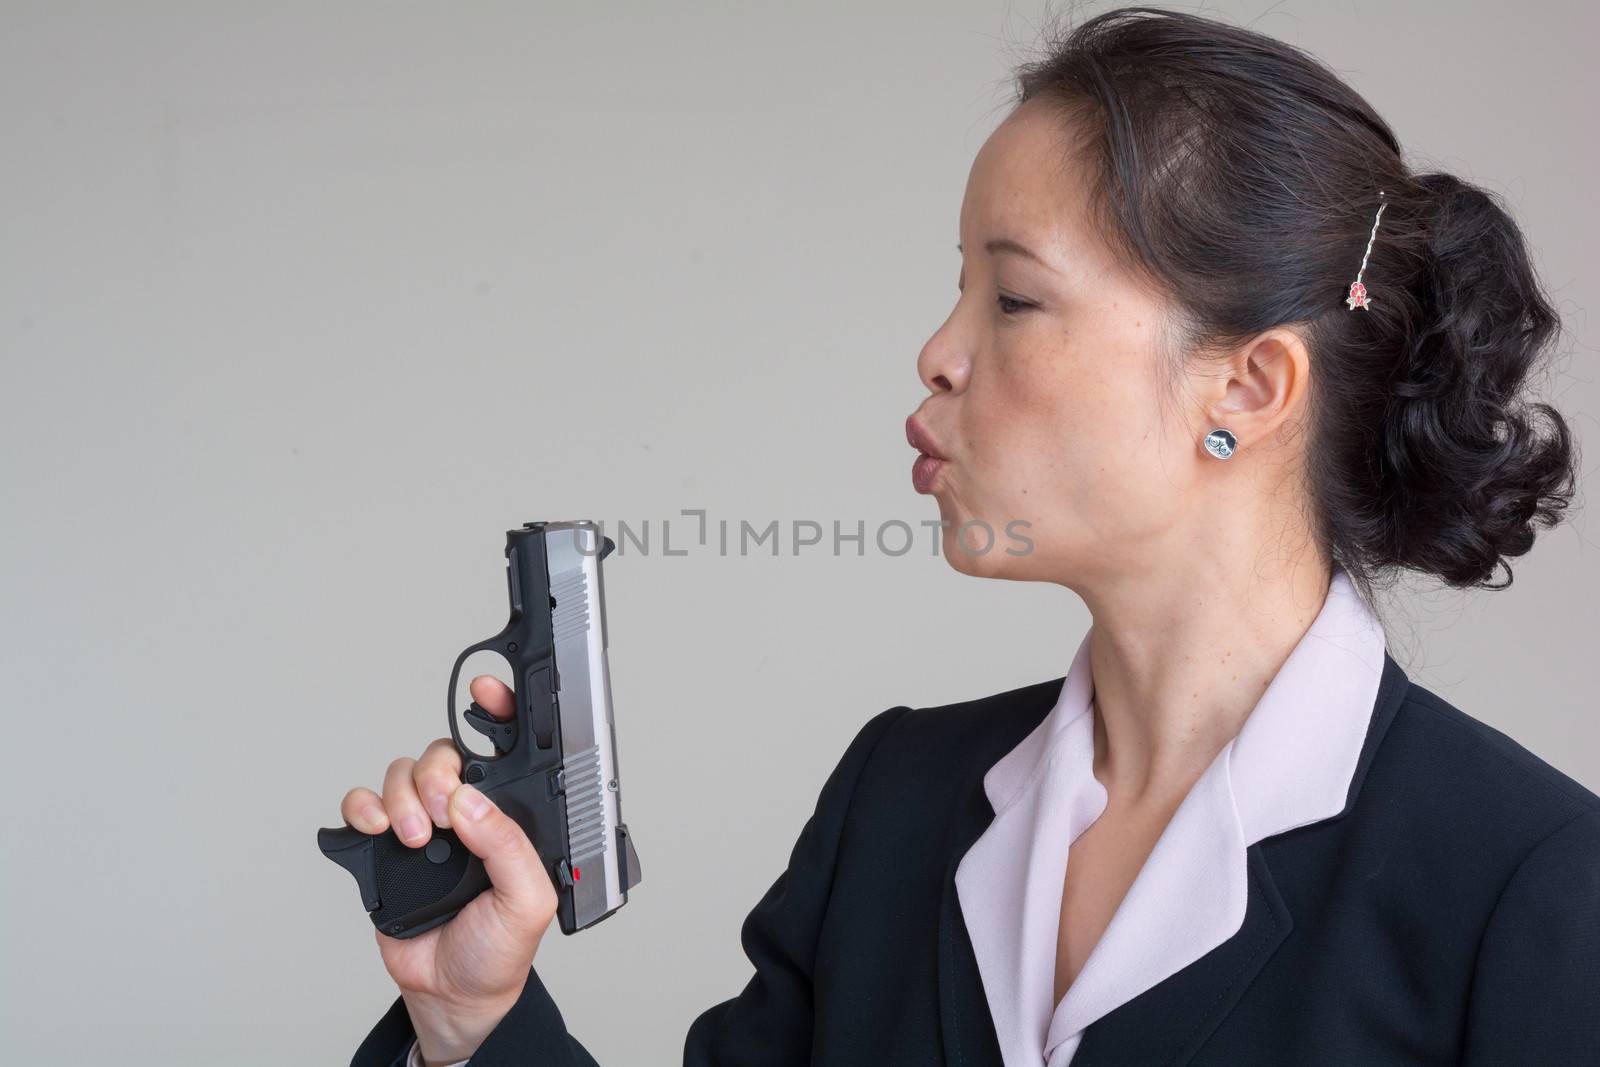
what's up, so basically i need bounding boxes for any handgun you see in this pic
[316,520,642,938]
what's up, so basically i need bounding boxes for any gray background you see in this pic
[2,1,1595,1063]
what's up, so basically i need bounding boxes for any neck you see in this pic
[1075,553,1335,807]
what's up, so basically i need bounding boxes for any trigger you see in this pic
[464,701,518,755]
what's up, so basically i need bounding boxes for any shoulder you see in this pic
[843,675,1063,800]
[1391,677,1599,816]
[1362,673,1600,868]
[1360,676,1600,1050]
[811,676,1063,859]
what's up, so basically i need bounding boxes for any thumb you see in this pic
[448,782,555,935]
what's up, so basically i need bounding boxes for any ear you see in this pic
[1202,326,1311,451]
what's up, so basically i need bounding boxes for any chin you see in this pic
[925,494,1045,580]
[938,522,1019,580]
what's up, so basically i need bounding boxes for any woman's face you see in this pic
[909,98,1212,584]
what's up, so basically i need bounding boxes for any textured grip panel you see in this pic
[370,827,477,931]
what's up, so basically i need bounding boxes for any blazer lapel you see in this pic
[1069,649,1410,1064]
[934,648,1411,1067]
[1067,843,1292,1065]
[934,758,1289,1067]
[936,674,1075,1066]
[937,781,1008,1067]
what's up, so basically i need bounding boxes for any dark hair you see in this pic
[1011,5,1579,593]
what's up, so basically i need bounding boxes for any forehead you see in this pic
[960,99,1100,265]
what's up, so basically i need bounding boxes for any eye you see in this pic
[996,293,1034,316]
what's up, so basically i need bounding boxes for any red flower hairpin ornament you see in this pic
[1345,191,1388,311]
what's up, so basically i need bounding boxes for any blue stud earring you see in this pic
[1203,428,1237,460]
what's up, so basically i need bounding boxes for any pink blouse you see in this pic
[954,564,1387,1066]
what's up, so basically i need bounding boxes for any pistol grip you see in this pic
[316,823,491,938]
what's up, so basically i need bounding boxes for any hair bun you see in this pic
[1372,171,1578,588]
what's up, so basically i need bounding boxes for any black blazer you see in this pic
[352,651,1600,1065]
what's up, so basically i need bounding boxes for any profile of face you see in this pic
[909,97,1303,586]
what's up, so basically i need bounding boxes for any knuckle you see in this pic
[418,738,462,772]
[529,886,559,930]
[415,746,459,791]
[414,768,454,798]
[414,778,455,822]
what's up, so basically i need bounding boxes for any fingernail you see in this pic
[362,806,387,829]
[398,815,426,843]
[427,795,450,826]
[458,785,491,822]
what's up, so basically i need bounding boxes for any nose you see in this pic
[916,316,970,395]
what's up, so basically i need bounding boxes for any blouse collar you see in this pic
[954,564,1387,1066]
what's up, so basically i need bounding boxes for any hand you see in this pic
[338,675,560,1064]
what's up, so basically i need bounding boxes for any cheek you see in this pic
[964,340,1098,491]
[961,330,1183,533]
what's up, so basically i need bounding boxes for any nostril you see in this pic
[933,374,952,390]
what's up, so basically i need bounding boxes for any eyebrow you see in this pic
[956,237,1055,271]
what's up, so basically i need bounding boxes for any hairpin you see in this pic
[1345,190,1388,311]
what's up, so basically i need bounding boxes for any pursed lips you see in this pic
[905,414,948,460]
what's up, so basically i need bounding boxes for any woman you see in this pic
[335,8,1595,1065]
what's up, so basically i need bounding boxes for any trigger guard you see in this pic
[445,634,514,763]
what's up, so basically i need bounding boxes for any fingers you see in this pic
[414,736,463,828]
[469,674,514,720]
[383,756,432,847]
[448,782,558,936]
[341,786,390,835]
[338,675,511,849]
